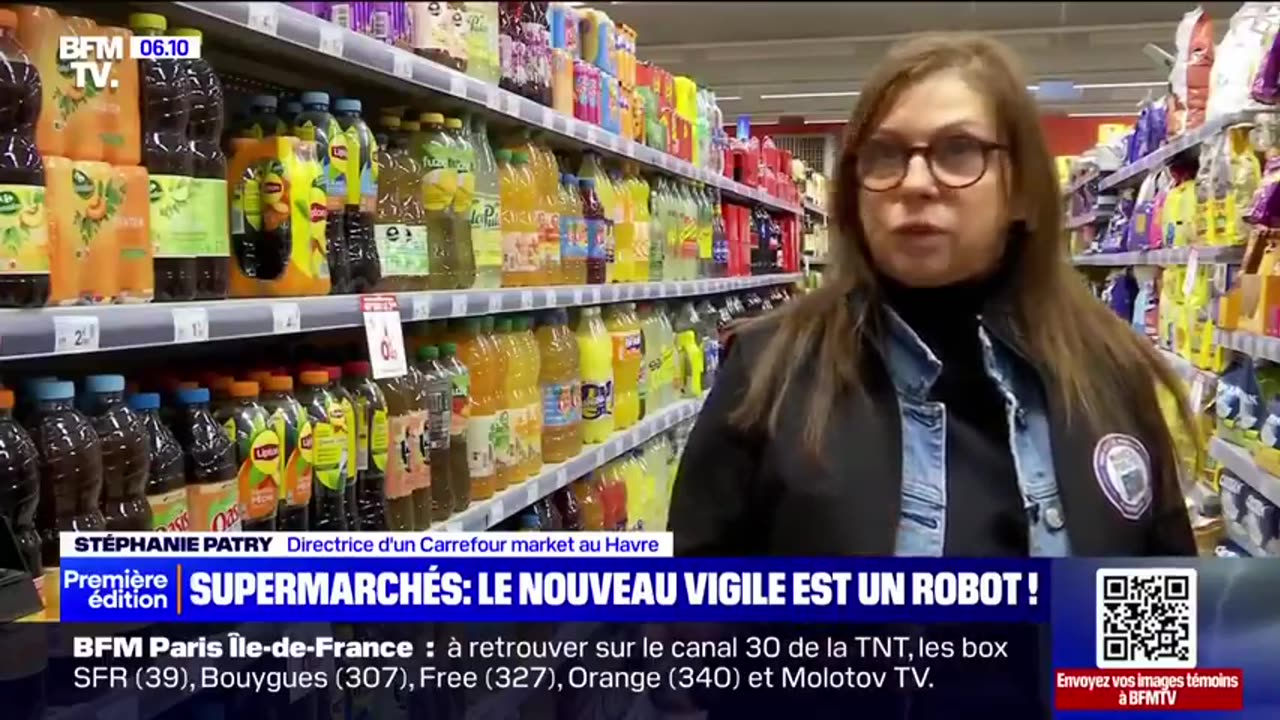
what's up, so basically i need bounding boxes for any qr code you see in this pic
[1095,568,1197,669]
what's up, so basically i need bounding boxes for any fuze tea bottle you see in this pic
[395,119,430,290]
[84,374,151,531]
[218,381,281,531]
[343,361,389,531]
[445,117,476,289]
[298,370,345,531]
[373,120,406,290]
[0,388,41,597]
[417,113,456,290]
[294,92,351,293]
[262,375,311,531]
[173,387,240,531]
[334,98,381,292]
[130,12,198,302]
[130,393,187,531]
[0,9,50,308]
[173,27,228,300]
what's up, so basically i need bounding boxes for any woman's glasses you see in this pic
[854,135,1008,192]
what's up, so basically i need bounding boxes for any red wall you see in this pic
[728,115,1135,157]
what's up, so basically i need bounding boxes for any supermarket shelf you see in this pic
[432,396,705,532]
[165,2,800,215]
[1209,437,1280,507]
[1072,245,1245,267]
[1157,347,1217,384]
[1064,211,1097,230]
[804,200,827,218]
[1099,109,1263,191]
[1061,167,1101,197]
[1215,329,1280,363]
[0,275,799,361]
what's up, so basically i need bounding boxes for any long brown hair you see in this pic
[731,33,1194,459]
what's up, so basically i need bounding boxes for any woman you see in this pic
[670,34,1196,557]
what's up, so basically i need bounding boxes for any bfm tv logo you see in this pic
[58,36,123,89]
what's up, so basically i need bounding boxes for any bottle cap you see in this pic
[246,370,274,385]
[481,316,495,331]
[263,375,293,393]
[128,393,161,411]
[495,317,512,332]
[444,117,463,129]
[326,366,343,381]
[0,389,13,410]
[418,345,439,361]
[580,177,595,186]
[210,376,234,397]
[380,115,402,130]
[128,13,167,32]
[301,91,330,107]
[511,151,529,164]
[440,342,457,356]
[344,361,371,377]
[334,98,362,112]
[251,94,278,109]
[229,381,260,399]
[176,387,210,405]
[496,149,512,162]
[420,112,445,125]
[0,10,17,28]
[300,370,330,386]
[85,374,126,394]
[172,27,202,39]
[36,381,76,402]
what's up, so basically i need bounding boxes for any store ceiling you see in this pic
[588,1,1244,123]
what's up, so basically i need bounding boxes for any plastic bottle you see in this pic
[131,12,198,302]
[241,94,286,139]
[417,113,457,290]
[173,28,229,300]
[535,142,562,285]
[297,370,344,531]
[571,476,604,530]
[439,342,472,511]
[696,298,723,390]
[552,484,582,529]
[261,375,310,531]
[445,117,476,289]
[405,355,432,529]
[0,388,41,597]
[466,1,493,83]
[576,306,614,443]
[280,99,302,127]
[603,305,640,430]
[510,151,538,285]
[454,317,497,501]
[324,367,359,531]
[612,170,634,284]
[491,317,520,489]
[172,387,240,531]
[418,346,454,522]
[344,361,389,531]
[214,381,281,531]
[334,98,382,293]
[373,369,415,531]
[536,308,582,463]
[580,176,607,285]
[124,393,187,533]
[0,10,49,308]
[410,0,467,72]
[83,375,151,531]
[470,116,502,289]
[674,301,705,398]
[558,173,585,284]
[397,120,430,290]
[516,315,543,477]
[293,92,351,293]
[631,169,651,282]
[497,149,521,286]
[373,120,407,291]
[711,191,729,278]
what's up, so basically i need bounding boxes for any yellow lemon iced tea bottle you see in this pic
[492,316,521,489]
[456,317,497,500]
[516,315,543,477]
[417,113,456,290]
[631,169,651,282]
[536,308,582,463]
[604,303,641,430]
[576,306,615,443]
[509,151,538,287]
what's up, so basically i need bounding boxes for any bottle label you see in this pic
[427,390,452,450]
[386,413,413,499]
[147,487,191,531]
[451,152,475,215]
[238,419,282,522]
[371,408,389,472]
[449,5,469,66]
[150,174,200,258]
[698,222,713,260]
[451,375,471,436]
[493,408,515,468]
[504,229,539,272]
[412,410,431,491]
[471,193,502,269]
[508,405,529,466]
[526,401,542,460]
[539,213,561,267]
[375,223,407,277]
[327,118,350,208]
[467,6,490,71]
[422,141,458,212]
[586,218,605,260]
[612,330,643,363]
[329,398,354,482]
[412,0,454,55]
[604,221,617,263]
[232,175,261,237]
[468,413,496,477]
[291,417,315,506]
[187,479,242,532]
[0,185,50,275]
[499,34,514,84]
[311,421,344,492]
[543,381,581,427]
[560,214,585,260]
[634,221,651,264]
[353,396,370,471]
[192,178,230,257]
[582,380,613,421]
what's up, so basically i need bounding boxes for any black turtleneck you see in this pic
[881,276,1029,557]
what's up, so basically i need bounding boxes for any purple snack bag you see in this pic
[351,2,374,36]
[391,2,411,48]
[1128,198,1154,251]
[329,3,356,30]
[1252,29,1280,105]
[367,2,393,43]
[1247,156,1280,227]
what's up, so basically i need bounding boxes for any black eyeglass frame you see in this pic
[853,137,1010,192]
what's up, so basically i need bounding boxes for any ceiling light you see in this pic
[1067,112,1140,118]
[759,91,860,100]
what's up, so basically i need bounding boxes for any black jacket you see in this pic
[669,298,1197,557]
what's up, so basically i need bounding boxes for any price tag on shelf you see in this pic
[451,294,468,316]
[657,284,669,298]
[449,73,466,97]
[271,302,302,334]
[487,293,503,313]
[622,284,634,300]
[361,295,408,379]
[392,50,413,80]
[172,308,210,344]
[555,467,568,488]
[319,25,344,57]
[590,286,602,304]
[520,290,534,309]
[592,447,605,467]
[53,315,99,353]
[572,287,584,305]
[1183,250,1199,296]
[586,125,601,146]
[540,107,554,129]
[525,481,541,507]
[248,3,279,35]
[485,497,506,528]
[503,94,519,116]
[484,86,500,109]
[544,288,556,307]
[411,295,433,321]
